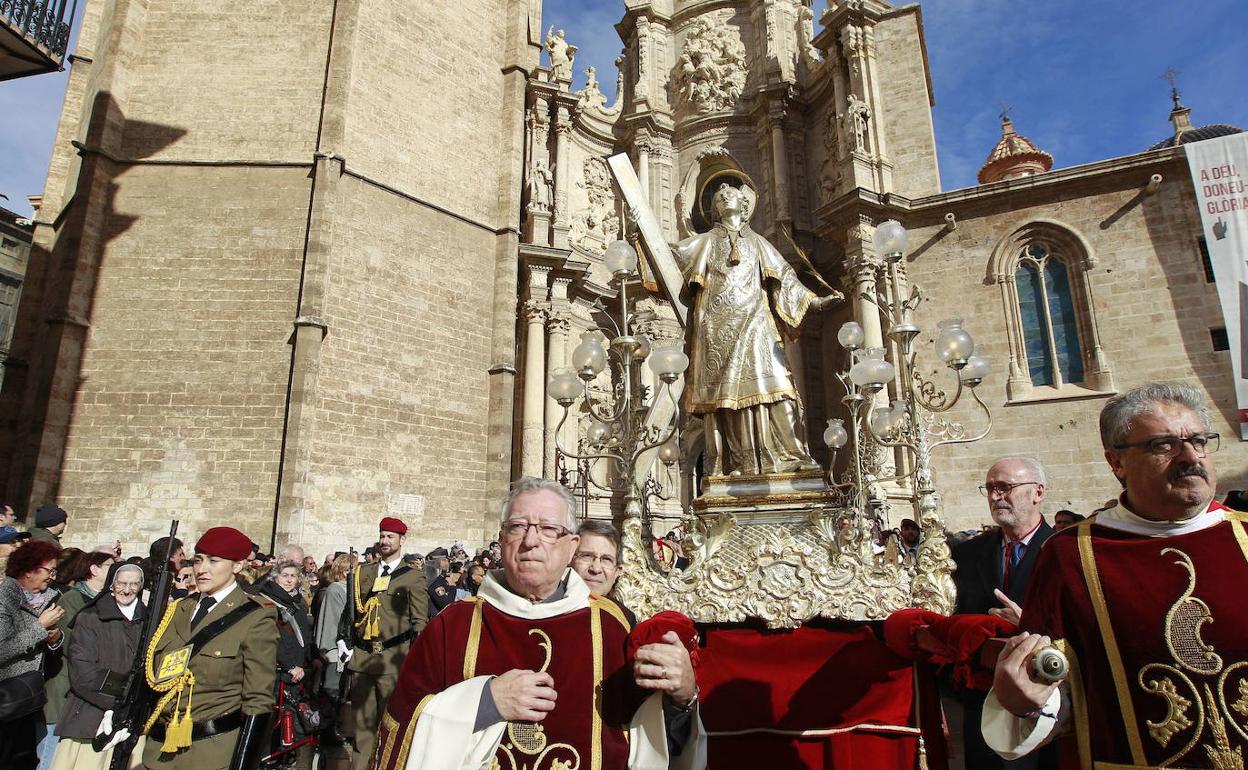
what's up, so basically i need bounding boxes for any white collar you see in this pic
[379,554,403,573]
[201,580,238,605]
[478,568,590,620]
[1094,496,1223,536]
[118,600,138,620]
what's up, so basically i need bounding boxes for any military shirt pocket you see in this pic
[193,636,243,682]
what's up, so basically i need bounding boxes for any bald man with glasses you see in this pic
[951,456,1057,770]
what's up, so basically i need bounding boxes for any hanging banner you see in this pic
[1186,132,1248,440]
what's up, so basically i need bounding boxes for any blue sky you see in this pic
[1,1,1245,218]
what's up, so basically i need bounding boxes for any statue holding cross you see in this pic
[607,155,842,477]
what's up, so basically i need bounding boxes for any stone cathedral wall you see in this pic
[9,0,530,557]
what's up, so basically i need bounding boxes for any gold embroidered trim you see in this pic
[590,596,630,630]
[1160,548,1223,676]
[1230,513,1248,567]
[1077,519,1147,764]
[1217,662,1248,745]
[1138,665,1198,758]
[591,603,603,770]
[389,694,434,770]
[376,711,401,770]
[1061,640,1094,770]
[463,597,484,680]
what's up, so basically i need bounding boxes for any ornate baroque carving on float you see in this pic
[571,156,620,256]
[674,15,748,114]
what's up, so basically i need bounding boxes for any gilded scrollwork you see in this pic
[1133,548,1248,766]
[616,504,954,628]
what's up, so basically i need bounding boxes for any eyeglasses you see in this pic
[573,552,618,569]
[1113,433,1219,458]
[36,565,57,577]
[502,520,573,543]
[977,481,1040,497]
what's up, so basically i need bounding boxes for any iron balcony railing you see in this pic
[1,0,76,76]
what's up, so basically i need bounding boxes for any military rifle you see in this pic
[103,520,179,769]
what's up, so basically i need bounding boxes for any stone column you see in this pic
[769,99,792,226]
[544,277,572,476]
[551,105,573,249]
[521,267,550,477]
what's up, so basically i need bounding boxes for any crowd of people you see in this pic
[0,380,1245,770]
[0,489,652,770]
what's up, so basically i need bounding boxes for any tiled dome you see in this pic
[977,117,1054,185]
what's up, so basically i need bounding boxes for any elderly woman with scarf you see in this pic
[0,540,65,770]
[259,560,314,769]
[48,563,146,770]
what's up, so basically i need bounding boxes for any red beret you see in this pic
[195,527,252,561]
[380,516,407,535]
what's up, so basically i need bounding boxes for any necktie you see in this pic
[381,564,391,577]
[190,596,217,629]
[1002,541,1023,591]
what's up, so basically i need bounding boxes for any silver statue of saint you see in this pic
[673,183,839,476]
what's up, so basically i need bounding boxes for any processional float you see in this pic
[545,155,1003,767]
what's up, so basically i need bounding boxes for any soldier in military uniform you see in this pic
[424,546,454,617]
[341,517,426,770]
[141,526,278,770]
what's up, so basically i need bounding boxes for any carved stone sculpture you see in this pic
[571,156,619,255]
[545,26,576,81]
[675,17,747,114]
[844,93,872,153]
[525,158,553,214]
[576,66,607,112]
[672,184,838,476]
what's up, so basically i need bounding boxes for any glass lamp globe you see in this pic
[571,331,607,378]
[648,341,689,382]
[586,419,610,447]
[959,355,992,384]
[823,418,848,450]
[547,368,582,404]
[870,406,897,437]
[872,220,909,261]
[935,318,974,365]
[658,438,679,466]
[837,321,865,351]
[603,240,638,277]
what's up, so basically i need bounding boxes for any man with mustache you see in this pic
[951,456,1056,770]
[985,382,1248,768]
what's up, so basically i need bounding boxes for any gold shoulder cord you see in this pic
[353,569,382,641]
[141,598,198,752]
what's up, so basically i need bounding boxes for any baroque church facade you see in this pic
[2,0,1244,556]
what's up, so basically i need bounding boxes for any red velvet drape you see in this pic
[694,623,947,770]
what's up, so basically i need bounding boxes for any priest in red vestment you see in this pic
[371,478,705,770]
[984,382,1248,769]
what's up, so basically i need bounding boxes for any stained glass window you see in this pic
[1016,262,1052,385]
[1015,243,1083,387]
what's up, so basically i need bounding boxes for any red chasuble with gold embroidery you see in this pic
[1020,509,1248,768]
[373,590,644,770]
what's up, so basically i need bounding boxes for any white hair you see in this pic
[989,456,1047,486]
[501,477,578,530]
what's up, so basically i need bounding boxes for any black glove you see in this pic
[228,712,272,770]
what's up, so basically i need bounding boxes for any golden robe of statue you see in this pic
[674,184,835,476]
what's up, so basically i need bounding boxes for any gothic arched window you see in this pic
[1015,244,1084,387]
[990,222,1115,401]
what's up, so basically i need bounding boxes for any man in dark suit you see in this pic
[952,456,1056,770]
